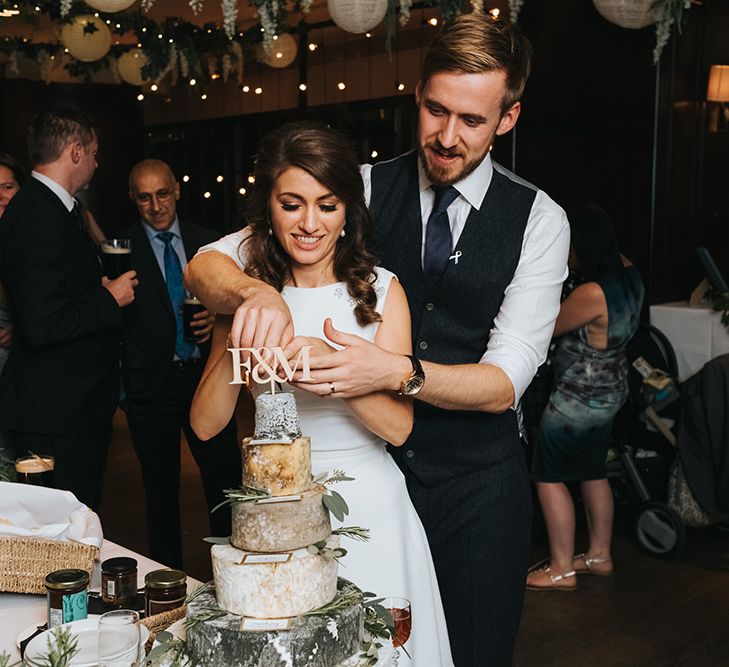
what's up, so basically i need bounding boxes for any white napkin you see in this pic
[0,481,103,548]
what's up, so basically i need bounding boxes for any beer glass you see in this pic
[100,239,133,279]
[15,454,55,486]
[183,294,206,341]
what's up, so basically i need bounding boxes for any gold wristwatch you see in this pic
[398,355,425,396]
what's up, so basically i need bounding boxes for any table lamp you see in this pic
[707,65,729,132]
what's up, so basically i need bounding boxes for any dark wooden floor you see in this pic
[99,409,729,666]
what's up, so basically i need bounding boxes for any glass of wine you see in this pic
[383,596,412,660]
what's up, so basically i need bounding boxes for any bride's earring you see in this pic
[268,228,273,236]
[340,229,346,238]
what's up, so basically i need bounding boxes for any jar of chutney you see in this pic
[101,557,138,608]
[45,569,89,628]
[144,569,186,616]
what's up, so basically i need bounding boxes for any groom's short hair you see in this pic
[421,13,533,115]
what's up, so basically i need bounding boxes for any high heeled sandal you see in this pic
[573,553,613,576]
[525,565,577,591]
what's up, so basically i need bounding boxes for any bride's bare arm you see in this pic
[190,315,244,440]
[342,279,413,445]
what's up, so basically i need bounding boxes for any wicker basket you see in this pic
[0,535,98,594]
[141,604,187,653]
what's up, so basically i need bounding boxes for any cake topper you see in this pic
[228,345,313,394]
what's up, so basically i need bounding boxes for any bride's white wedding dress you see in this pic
[274,268,453,667]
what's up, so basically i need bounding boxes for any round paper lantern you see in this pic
[256,33,297,69]
[85,0,136,12]
[592,0,655,29]
[61,15,112,62]
[327,0,388,34]
[117,49,150,86]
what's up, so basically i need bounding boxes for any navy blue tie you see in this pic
[157,231,195,360]
[423,185,459,285]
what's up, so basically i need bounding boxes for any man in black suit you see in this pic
[0,107,137,509]
[123,159,240,568]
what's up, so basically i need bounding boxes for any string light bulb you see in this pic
[150,83,158,91]
[183,175,190,182]
[489,8,500,17]
[137,93,144,101]
[239,187,246,195]
[241,85,250,92]
[254,87,262,94]
[397,82,405,91]
[371,150,378,158]
[337,82,346,90]
[299,83,307,91]
[428,18,438,26]
[203,191,211,199]
[248,175,256,184]
[308,42,318,51]
[216,175,224,183]
[201,93,207,100]
[189,78,197,86]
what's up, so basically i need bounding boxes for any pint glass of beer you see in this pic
[100,238,132,279]
[183,295,206,341]
[15,454,55,486]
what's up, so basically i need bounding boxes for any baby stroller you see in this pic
[608,322,686,556]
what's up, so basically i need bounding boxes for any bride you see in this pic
[190,121,453,666]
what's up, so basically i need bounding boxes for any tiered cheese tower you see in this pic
[186,391,364,666]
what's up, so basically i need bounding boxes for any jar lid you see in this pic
[145,569,186,589]
[45,568,90,591]
[101,557,137,574]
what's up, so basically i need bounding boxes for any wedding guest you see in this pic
[526,204,644,590]
[184,15,569,665]
[189,121,453,665]
[0,153,26,374]
[0,107,137,508]
[122,159,240,568]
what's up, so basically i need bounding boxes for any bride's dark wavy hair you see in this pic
[242,120,381,326]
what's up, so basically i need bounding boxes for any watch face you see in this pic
[403,375,425,396]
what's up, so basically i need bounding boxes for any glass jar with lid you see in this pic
[101,557,138,608]
[144,569,186,616]
[45,569,89,628]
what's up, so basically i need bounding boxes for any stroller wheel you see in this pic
[635,501,685,556]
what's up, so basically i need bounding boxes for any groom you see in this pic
[185,14,568,666]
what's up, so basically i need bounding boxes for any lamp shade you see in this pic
[592,0,655,29]
[61,15,112,62]
[256,33,297,69]
[327,0,388,34]
[117,49,150,86]
[85,0,136,12]
[707,65,729,103]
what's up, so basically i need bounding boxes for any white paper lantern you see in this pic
[256,33,297,69]
[592,0,655,29]
[117,49,150,86]
[61,15,112,62]
[85,0,136,12]
[327,0,388,34]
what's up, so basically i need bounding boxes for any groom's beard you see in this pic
[419,141,490,187]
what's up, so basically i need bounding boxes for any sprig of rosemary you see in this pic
[23,626,79,667]
[210,486,271,512]
[305,580,364,617]
[312,469,354,485]
[184,583,227,631]
[332,526,370,542]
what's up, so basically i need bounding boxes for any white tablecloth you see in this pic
[0,540,202,659]
[650,301,729,381]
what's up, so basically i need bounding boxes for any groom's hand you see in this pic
[229,284,295,351]
[290,318,410,398]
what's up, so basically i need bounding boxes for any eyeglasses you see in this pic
[133,188,174,206]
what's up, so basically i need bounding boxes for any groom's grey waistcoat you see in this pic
[370,150,535,486]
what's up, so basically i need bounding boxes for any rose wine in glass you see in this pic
[383,597,412,648]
